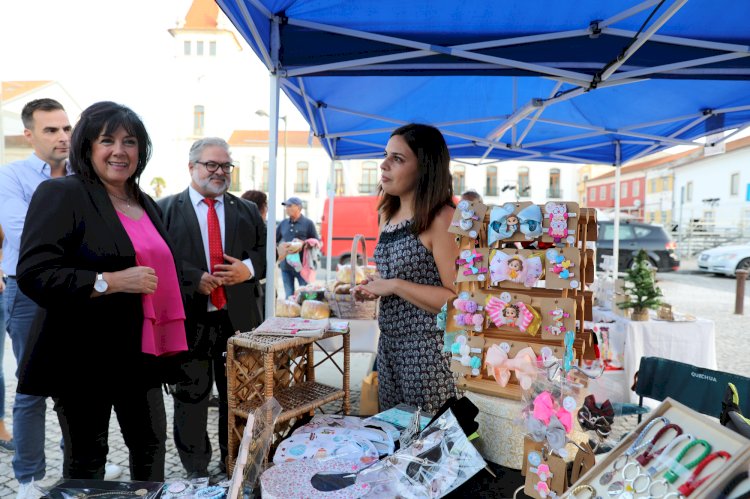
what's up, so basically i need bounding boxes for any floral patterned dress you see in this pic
[374,219,455,413]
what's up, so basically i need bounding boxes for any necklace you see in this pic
[109,192,132,208]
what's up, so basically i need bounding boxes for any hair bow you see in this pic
[485,296,541,335]
[456,249,488,280]
[581,395,614,425]
[488,203,543,245]
[488,251,544,288]
[527,415,568,454]
[533,392,573,433]
[484,345,537,390]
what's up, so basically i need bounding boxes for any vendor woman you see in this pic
[353,123,458,413]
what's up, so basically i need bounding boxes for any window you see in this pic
[600,185,606,200]
[650,179,657,193]
[662,177,670,191]
[197,41,204,56]
[230,165,241,191]
[731,172,740,196]
[452,165,465,194]
[193,105,205,136]
[621,182,628,198]
[686,181,693,202]
[359,161,378,193]
[661,210,668,223]
[295,161,310,192]
[486,165,498,196]
[633,225,653,238]
[518,166,531,197]
[649,212,656,223]
[261,161,269,191]
[703,210,715,225]
[632,181,640,197]
[547,168,561,198]
[183,41,191,55]
[334,161,345,196]
[602,223,635,241]
[589,187,596,202]
[611,185,615,200]
[209,41,216,56]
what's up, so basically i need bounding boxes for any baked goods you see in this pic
[285,240,304,253]
[301,300,330,319]
[336,264,366,285]
[276,299,301,318]
[334,283,352,295]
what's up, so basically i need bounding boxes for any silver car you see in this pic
[697,243,750,276]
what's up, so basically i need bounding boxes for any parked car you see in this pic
[697,243,750,276]
[320,196,380,265]
[597,221,680,272]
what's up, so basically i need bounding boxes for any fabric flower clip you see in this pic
[453,293,484,332]
[450,334,482,376]
[545,307,570,336]
[545,202,570,244]
[456,249,488,281]
[451,200,481,238]
[489,251,544,288]
[488,203,543,245]
[485,296,541,336]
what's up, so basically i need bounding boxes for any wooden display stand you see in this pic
[226,331,350,474]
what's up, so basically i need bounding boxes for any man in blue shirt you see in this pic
[276,197,319,297]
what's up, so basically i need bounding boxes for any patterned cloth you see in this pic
[374,219,456,413]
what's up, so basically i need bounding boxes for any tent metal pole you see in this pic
[608,52,750,81]
[243,0,272,19]
[620,111,705,131]
[613,141,622,282]
[547,153,608,164]
[556,141,615,154]
[525,131,606,148]
[517,81,564,146]
[326,159,335,287]
[712,124,750,145]
[232,0,273,70]
[265,74,281,319]
[339,137,389,149]
[599,0,661,28]
[602,27,750,53]
[297,78,320,137]
[714,104,750,114]
[598,0,688,82]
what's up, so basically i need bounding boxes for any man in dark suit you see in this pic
[158,137,266,477]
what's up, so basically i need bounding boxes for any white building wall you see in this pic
[672,147,750,231]
[644,167,673,223]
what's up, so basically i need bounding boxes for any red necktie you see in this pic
[204,198,227,309]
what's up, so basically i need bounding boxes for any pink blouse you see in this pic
[117,211,187,356]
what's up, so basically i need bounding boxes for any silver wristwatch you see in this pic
[94,273,109,293]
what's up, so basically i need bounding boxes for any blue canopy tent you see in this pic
[214,0,750,314]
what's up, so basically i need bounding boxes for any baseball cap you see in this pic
[282,196,303,207]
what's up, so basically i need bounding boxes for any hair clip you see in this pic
[450,335,482,375]
[456,249,488,281]
[486,296,541,335]
[488,203,543,245]
[436,303,448,331]
[530,463,553,481]
[442,331,457,353]
[545,202,570,244]
[484,344,537,390]
[452,293,484,332]
[545,307,570,336]
[488,251,543,288]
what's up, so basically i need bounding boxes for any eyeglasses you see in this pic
[195,161,235,174]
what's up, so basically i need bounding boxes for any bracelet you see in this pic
[677,450,731,497]
[635,423,683,466]
[663,439,712,483]
[631,434,693,495]
[82,489,149,498]
[570,484,596,498]
[599,416,669,485]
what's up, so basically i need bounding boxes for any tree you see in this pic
[618,249,662,319]
[150,176,166,199]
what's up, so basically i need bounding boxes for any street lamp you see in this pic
[256,110,288,203]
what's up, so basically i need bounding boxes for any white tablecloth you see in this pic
[590,307,717,404]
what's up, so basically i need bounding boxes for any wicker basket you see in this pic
[325,234,379,320]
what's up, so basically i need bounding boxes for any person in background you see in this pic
[0,225,13,453]
[352,123,458,413]
[276,197,320,297]
[461,190,483,204]
[241,190,268,318]
[159,138,266,477]
[17,101,185,483]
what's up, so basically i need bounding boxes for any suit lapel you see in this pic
[86,180,135,257]
[224,194,238,256]
[177,189,207,266]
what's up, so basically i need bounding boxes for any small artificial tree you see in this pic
[618,249,662,320]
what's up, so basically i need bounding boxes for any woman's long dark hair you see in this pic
[69,101,152,203]
[378,123,454,235]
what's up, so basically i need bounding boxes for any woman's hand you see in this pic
[105,266,158,295]
[352,275,395,300]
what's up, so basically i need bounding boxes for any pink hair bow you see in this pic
[533,391,574,432]
[484,345,538,390]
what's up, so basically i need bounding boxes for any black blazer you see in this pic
[157,189,266,351]
[16,175,181,396]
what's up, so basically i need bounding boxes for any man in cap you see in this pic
[276,197,319,297]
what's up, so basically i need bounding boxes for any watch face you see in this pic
[94,276,108,292]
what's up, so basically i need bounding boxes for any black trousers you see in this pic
[171,310,232,474]
[53,385,166,481]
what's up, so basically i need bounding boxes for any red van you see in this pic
[320,196,380,264]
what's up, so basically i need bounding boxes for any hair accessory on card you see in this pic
[546,249,576,282]
[526,415,568,455]
[488,203,543,245]
[436,303,448,331]
[442,332,457,354]
[484,345,537,390]
[488,251,544,287]
[453,201,481,238]
[452,296,484,332]
[534,480,551,498]
[530,463,553,481]
[451,335,482,375]
[456,249,488,280]
[545,307,570,336]
[545,202,570,243]
[485,296,541,335]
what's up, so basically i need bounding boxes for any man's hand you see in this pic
[277,242,290,262]
[214,254,252,286]
[197,272,223,295]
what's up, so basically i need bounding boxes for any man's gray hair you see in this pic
[189,137,231,164]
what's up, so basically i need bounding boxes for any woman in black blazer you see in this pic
[17,102,186,481]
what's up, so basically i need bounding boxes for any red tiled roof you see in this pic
[1,81,53,101]
[228,130,323,148]
[184,0,219,29]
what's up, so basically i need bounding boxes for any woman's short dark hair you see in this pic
[241,190,268,214]
[378,123,454,235]
[69,101,152,200]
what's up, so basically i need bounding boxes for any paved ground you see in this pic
[0,256,746,496]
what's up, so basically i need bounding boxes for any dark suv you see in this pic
[597,221,680,272]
